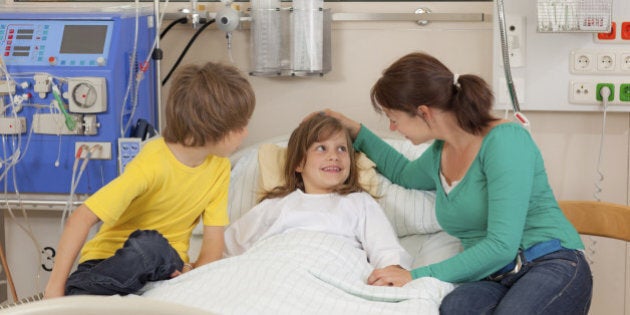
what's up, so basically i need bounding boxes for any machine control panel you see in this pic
[0,20,113,66]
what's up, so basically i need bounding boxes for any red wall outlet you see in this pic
[621,22,630,40]
[598,21,616,40]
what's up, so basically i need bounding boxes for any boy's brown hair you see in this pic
[262,114,364,201]
[162,62,256,146]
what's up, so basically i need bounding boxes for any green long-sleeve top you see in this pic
[353,123,584,283]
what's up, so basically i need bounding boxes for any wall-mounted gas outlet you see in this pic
[498,77,526,105]
[75,142,112,160]
[502,15,526,68]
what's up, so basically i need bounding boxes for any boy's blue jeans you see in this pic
[65,229,184,296]
[440,249,592,315]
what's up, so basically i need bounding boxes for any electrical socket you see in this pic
[619,84,630,102]
[597,53,616,71]
[596,83,615,102]
[74,142,112,160]
[621,53,630,71]
[571,51,594,73]
[621,22,630,40]
[569,81,597,104]
[597,21,616,40]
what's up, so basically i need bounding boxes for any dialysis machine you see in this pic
[0,7,159,195]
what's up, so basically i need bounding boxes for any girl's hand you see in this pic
[367,265,412,287]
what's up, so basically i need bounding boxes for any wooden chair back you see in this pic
[558,200,630,242]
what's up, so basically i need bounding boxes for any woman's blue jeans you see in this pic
[65,229,183,296]
[440,249,592,315]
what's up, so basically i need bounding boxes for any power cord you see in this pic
[588,86,611,265]
[593,86,611,202]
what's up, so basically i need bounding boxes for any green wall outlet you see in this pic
[596,83,615,101]
[620,83,630,102]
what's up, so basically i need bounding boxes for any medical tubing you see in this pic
[496,0,521,113]
[3,171,44,295]
[61,145,96,230]
[9,165,44,295]
[160,17,187,39]
[162,18,215,86]
[119,0,141,137]
[593,86,611,202]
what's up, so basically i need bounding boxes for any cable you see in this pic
[60,145,101,231]
[496,0,530,130]
[160,17,187,39]
[119,0,142,138]
[162,18,216,86]
[593,86,611,202]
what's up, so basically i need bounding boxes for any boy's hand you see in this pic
[170,263,194,278]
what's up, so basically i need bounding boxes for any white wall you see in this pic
[1,1,628,314]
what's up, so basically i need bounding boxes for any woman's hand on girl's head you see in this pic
[367,265,412,287]
[304,109,362,139]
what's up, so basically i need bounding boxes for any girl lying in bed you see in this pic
[224,113,412,272]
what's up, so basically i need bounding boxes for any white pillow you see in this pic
[376,139,440,236]
[225,137,440,236]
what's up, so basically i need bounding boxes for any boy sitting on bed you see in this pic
[224,114,412,273]
[44,62,256,298]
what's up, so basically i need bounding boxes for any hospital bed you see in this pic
[1,137,628,314]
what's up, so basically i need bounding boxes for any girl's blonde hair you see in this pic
[261,114,364,201]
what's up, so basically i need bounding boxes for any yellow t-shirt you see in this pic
[80,137,230,263]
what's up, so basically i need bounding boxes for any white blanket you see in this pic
[141,230,454,314]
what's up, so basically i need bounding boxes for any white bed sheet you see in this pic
[142,230,455,314]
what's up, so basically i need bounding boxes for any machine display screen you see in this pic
[60,25,108,54]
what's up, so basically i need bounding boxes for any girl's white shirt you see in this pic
[224,190,412,269]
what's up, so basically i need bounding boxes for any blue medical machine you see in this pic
[0,7,159,194]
